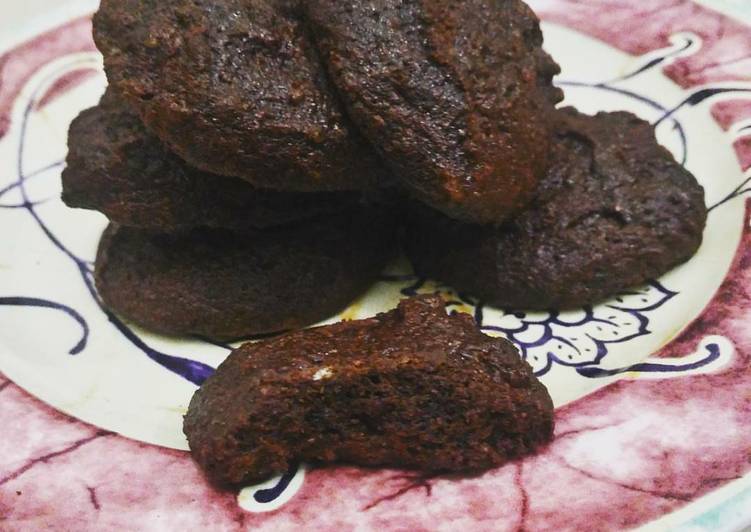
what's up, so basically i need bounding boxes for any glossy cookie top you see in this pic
[306,0,562,223]
[93,0,385,191]
[185,295,553,485]
[405,108,707,308]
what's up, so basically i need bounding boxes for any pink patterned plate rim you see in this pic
[1,1,751,530]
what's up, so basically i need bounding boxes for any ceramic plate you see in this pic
[2,0,751,529]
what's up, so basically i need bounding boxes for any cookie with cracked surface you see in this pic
[306,0,562,223]
[93,0,385,191]
[184,295,553,486]
[404,108,707,309]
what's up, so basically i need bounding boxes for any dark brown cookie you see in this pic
[184,295,553,486]
[306,0,562,224]
[92,0,385,191]
[405,108,707,309]
[94,211,397,340]
[62,90,363,231]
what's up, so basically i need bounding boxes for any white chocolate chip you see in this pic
[312,367,334,381]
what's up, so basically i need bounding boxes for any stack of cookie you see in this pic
[61,0,399,340]
[62,0,707,340]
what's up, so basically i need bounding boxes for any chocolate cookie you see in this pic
[92,0,385,191]
[94,211,396,340]
[306,0,562,224]
[405,109,707,309]
[62,90,362,231]
[184,295,553,486]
